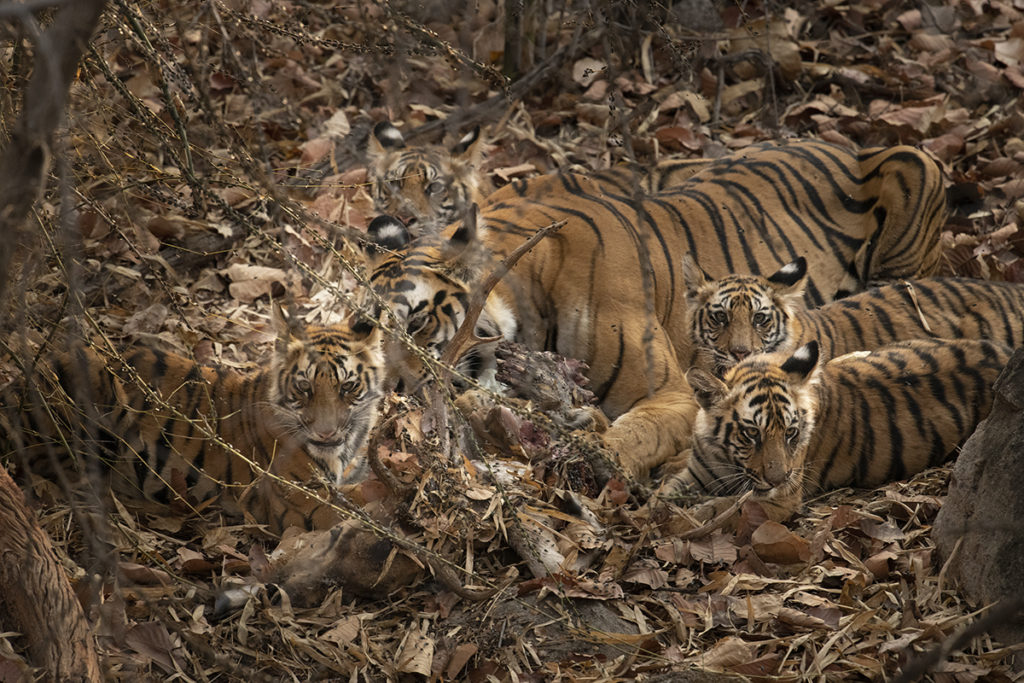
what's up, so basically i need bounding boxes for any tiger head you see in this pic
[683,255,807,377]
[267,304,385,484]
[366,120,487,236]
[362,213,516,391]
[685,341,821,503]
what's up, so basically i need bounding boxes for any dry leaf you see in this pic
[689,635,757,670]
[751,521,811,564]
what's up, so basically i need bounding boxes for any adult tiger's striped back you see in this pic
[588,156,714,194]
[366,120,490,237]
[3,307,385,534]
[680,339,1010,519]
[365,139,946,479]
[683,256,1024,376]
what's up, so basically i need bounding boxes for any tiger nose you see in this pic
[764,460,787,486]
[731,347,751,361]
[313,427,340,441]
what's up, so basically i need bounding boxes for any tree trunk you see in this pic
[0,465,101,681]
[0,0,109,679]
[0,0,108,300]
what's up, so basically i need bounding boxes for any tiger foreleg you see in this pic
[600,391,699,482]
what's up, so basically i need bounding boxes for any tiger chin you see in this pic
[674,338,1010,521]
[6,304,386,533]
[683,255,1024,378]
[366,120,490,237]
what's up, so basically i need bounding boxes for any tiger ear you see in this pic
[767,257,807,301]
[347,314,381,344]
[366,215,411,251]
[681,253,709,298]
[686,367,728,409]
[272,301,304,352]
[442,203,479,261]
[369,120,405,152]
[451,125,483,159]
[780,341,819,381]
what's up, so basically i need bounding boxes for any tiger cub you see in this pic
[366,120,490,236]
[671,339,1007,520]
[683,255,1024,377]
[676,339,1010,519]
[4,307,385,534]
[362,139,946,480]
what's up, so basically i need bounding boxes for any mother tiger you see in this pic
[365,140,946,480]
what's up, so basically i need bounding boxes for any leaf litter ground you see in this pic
[2,0,1024,679]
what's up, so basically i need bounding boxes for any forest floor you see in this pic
[2,0,1024,680]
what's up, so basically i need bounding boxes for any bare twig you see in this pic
[0,0,108,302]
[365,412,414,497]
[677,491,754,540]
[0,1,107,679]
[438,212,567,369]
[893,597,1024,683]
[411,26,602,140]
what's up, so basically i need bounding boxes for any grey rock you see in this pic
[933,347,1024,655]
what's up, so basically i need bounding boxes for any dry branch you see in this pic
[0,0,107,300]
[0,0,106,678]
[893,597,1024,682]
[438,212,566,369]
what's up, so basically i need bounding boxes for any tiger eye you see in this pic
[293,377,312,396]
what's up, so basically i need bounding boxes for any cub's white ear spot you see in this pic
[372,121,405,149]
[367,215,411,251]
[452,126,479,155]
[767,257,807,287]
[452,125,481,155]
[781,340,819,378]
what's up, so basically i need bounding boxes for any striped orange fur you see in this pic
[365,139,946,478]
[684,256,1024,376]
[4,307,385,534]
[680,339,1010,518]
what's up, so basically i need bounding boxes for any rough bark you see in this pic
[933,346,1024,663]
[0,0,108,679]
[0,465,101,681]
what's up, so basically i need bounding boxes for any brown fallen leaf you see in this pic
[118,562,173,586]
[751,521,811,564]
[124,621,180,673]
[776,606,833,631]
[689,635,757,670]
